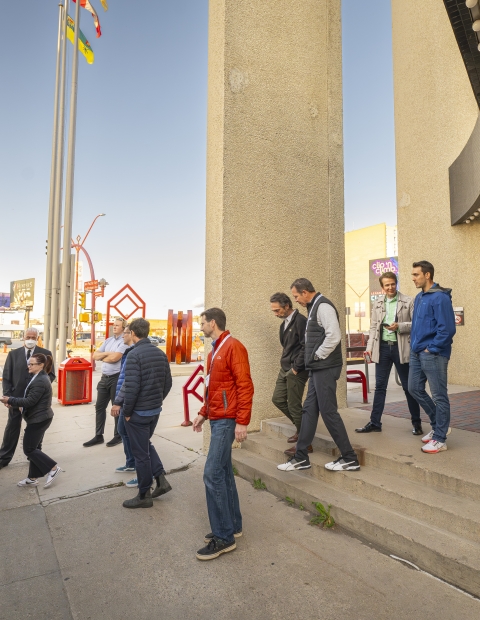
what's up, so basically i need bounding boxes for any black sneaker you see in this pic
[83,435,104,447]
[196,536,236,561]
[412,424,424,436]
[204,530,242,543]
[355,422,381,433]
[106,435,122,447]
[0,461,9,470]
[152,474,172,498]
[324,458,360,472]
[122,490,153,509]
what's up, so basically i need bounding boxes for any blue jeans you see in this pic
[370,343,421,428]
[203,419,242,544]
[117,411,135,469]
[408,351,450,443]
[125,413,165,494]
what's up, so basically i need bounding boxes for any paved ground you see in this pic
[1,372,479,618]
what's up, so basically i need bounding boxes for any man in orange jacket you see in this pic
[193,307,254,560]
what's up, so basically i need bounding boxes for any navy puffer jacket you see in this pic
[122,338,172,416]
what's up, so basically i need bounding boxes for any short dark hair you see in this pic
[201,307,226,331]
[290,278,315,293]
[269,292,292,309]
[412,261,434,280]
[129,318,150,339]
[379,271,398,286]
[31,353,53,375]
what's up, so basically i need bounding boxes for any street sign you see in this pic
[84,280,98,291]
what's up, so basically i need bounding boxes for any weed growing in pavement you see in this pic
[285,496,295,506]
[232,465,239,476]
[299,503,304,511]
[310,502,335,528]
[253,477,267,490]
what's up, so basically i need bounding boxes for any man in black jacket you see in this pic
[0,328,55,469]
[270,293,309,452]
[121,318,172,509]
[277,279,359,473]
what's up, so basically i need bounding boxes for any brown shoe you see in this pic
[284,444,313,456]
[287,433,299,444]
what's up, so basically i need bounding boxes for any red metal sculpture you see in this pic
[105,285,146,336]
[166,309,193,364]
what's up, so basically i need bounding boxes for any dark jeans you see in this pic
[23,418,57,479]
[370,342,421,427]
[125,412,165,494]
[0,407,24,465]
[203,418,242,544]
[117,410,135,469]
[95,373,120,437]
[272,368,308,433]
[408,351,450,443]
[295,366,357,462]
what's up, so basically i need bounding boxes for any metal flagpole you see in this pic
[44,3,65,349]
[58,0,80,364]
[48,0,69,356]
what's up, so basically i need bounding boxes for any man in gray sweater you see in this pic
[277,278,359,473]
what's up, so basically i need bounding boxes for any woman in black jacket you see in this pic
[0,353,62,488]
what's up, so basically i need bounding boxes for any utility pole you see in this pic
[58,0,80,363]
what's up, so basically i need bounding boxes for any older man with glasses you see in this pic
[83,318,129,448]
[0,328,55,469]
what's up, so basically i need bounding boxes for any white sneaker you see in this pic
[422,440,447,454]
[422,427,451,443]
[44,467,63,488]
[325,458,360,472]
[17,477,38,487]
[277,458,311,471]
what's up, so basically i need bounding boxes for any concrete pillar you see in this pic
[205,0,346,441]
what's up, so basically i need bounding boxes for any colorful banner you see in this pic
[0,292,10,308]
[369,257,399,311]
[72,0,102,38]
[67,16,94,64]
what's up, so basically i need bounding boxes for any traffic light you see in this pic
[93,312,103,323]
[79,312,90,323]
[45,240,48,256]
[79,292,86,309]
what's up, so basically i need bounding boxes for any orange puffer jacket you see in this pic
[199,331,253,427]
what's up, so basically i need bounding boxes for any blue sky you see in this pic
[0,1,396,318]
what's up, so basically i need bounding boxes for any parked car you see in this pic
[148,336,160,346]
[0,336,12,346]
[157,337,166,344]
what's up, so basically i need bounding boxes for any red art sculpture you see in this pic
[166,310,193,364]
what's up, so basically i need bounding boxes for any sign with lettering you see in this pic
[369,257,399,311]
[84,280,99,291]
[10,278,35,309]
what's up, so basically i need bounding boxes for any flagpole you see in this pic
[48,0,69,357]
[58,0,80,364]
[44,3,65,349]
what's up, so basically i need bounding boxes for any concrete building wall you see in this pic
[205,0,346,440]
[345,223,390,331]
[392,0,480,386]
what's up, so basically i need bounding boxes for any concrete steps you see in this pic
[232,415,480,597]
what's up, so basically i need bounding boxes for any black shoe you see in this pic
[204,530,242,543]
[106,435,122,447]
[83,435,104,447]
[355,422,381,433]
[152,474,172,498]
[0,461,9,470]
[196,536,236,560]
[412,424,424,436]
[122,490,153,509]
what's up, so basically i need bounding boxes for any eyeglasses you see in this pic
[27,362,40,366]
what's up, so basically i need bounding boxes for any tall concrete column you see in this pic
[205,0,346,439]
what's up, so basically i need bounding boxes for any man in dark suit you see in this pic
[0,328,55,469]
[270,293,309,455]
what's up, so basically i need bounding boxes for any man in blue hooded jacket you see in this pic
[408,261,456,454]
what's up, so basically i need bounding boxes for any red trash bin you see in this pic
[57,357,93,405]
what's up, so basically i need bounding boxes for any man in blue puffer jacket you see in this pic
[408,261,456,454]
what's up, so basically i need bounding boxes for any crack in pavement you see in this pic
[0,568,62,588]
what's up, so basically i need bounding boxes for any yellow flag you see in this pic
[100,0,108,10]
[66,16,94,65]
